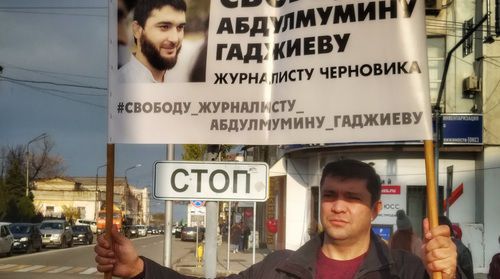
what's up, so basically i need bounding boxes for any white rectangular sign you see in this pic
[154,161,269,201]
[108,0,433,144]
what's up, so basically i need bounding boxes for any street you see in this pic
[0,234,265,278]
[0,235,180,278]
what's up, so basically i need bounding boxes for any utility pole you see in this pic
[26,133,47,197]
[205,145,221,278]
[124,164,142,221]
[96,164,107,220]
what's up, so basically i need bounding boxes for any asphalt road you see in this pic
[0,234,198,279]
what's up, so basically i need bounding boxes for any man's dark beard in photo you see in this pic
[140,33,181,71]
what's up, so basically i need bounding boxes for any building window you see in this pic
[427,36,445,105]
[462,18,473,57]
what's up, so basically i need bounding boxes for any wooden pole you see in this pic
[104,144,115,279]
[424,140,442,279]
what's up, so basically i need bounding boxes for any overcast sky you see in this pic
[0,0,187,217]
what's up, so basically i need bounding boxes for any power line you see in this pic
[1,64,106,88]
[0,76,107,90]
[1,64,105,80]
[0,10,106,17]
[0,79,106,97]
[0,6,106,9]
[2,79,105,109]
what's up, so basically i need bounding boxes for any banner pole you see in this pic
[104,143,115,279]
[424,140,442,279]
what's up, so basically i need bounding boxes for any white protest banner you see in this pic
[108,0,433,144]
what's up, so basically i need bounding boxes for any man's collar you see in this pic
[130,54,166,83]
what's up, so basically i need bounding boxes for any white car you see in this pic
[136,225,147,237]
[0,222,13,257]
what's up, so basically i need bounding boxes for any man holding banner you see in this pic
[95,159,460,279]
[118,0,186,83]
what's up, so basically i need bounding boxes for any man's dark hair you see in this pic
[320,159,381,206]
[134,0,187,27]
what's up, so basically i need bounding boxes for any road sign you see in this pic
[191,200,205,208]
[154,161,269,201]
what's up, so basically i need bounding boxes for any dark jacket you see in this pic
[453,238,473,279]
[139,232,430,279]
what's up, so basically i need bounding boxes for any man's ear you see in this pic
[132,21,143,41]
[371,200,382,221]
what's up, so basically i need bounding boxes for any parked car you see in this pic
[147,226,154,235]
[124,225,138,238]
[136,225,147,237]
[173,225,184,238]
[71,225,93,245]
[39,220,73,248]
[9,223,42,253]
[0,222,13,257]
[147,226,159,235]
[75,219,97,234]
[180,226,205,242]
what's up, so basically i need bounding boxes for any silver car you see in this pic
[39,220,73,249]
[0,222,13,257]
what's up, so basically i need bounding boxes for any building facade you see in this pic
[32,177,150,226]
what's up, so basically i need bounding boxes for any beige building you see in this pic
[32,177,150,225]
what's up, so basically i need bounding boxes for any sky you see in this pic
[0,0,187,218]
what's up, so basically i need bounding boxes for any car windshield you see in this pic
[72,226,88,232]
[40,222,63,230]
[9,224,31,234]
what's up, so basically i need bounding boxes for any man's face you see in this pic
[320,176,380,244]
[136,5,186,71]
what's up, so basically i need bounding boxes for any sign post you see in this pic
[154,161,268,277]
[104,144,115,279]
[154,161,269,202]
[424,140,442,279]
[446,166,454,217]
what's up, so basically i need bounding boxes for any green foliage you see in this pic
[182,144,207,161]
[3,196,36,222]
[17,196,36,221]
[5,146,26,199]
[62,205,81,224]
[1,137,65,222]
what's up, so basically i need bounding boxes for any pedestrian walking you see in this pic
[389,209,423,259]
[230,222,241,253]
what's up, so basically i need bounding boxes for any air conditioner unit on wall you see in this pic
[425,0,442,16]
[462,75,481,99]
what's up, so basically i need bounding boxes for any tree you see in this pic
[28,137,66,180]
[61,205,80,224]
[182,144,233,161]
[182,144,206,161]
[5,146,25,199]
[0,135,66,222]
